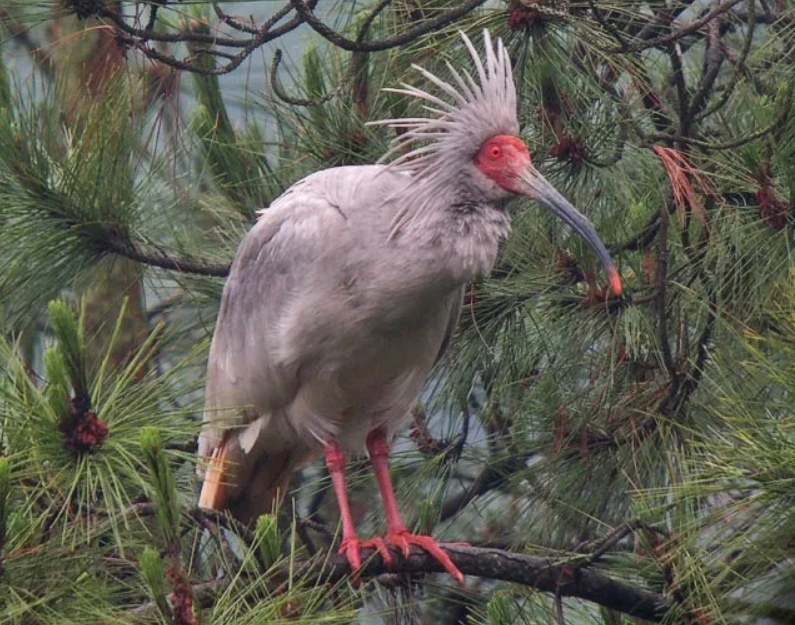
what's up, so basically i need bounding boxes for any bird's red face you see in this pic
[473,135,532,193]
[474,134,622,297]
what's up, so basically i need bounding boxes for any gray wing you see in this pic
[198,165,409,461]
[435,285,464,365]
[199,178,342,459]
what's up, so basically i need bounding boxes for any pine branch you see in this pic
[605,0,746,54]
[326,544,668,620]
[96,1,318,75]
[288,0,489,52]
[132,544,668,622]
[101,237,230,277]
[91,0,489,75]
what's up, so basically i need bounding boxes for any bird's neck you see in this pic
[400,196,512,284]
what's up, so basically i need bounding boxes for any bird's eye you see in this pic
[488,144,502,159]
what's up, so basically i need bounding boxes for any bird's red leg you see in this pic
[323,441,389,574]
[366,428,465,584]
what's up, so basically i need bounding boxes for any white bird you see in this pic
[198,30,621,583]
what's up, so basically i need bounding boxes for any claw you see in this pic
[339,537,363,572]
[391,533,411,559]
[339,535,395,576]
[339,532,465,585]
[361,536,393,566]
[382,531,465,585]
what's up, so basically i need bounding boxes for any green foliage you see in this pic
[47,300,89,400]
[0,298,204,623]
[189,16,275,217]
[0,77,134,326]
[2,0,795,623]
[140,428,181,550]
[254,514,280,570]
[140,547,172,622]
[0,457,10,555]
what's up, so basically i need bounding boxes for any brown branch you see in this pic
[338,544,668,621]
[212,1,284,36]
[98,2,318,75]
[588,0,631,50]
[355,0,394,44]
[269,49,339,106]
[439,452,527,522]
[574,519,669,565]
[643,85,792,151]
[606,0,746,53]
[686,7,725,120]
[98,6,268,48]
[633,61,675,136]
[133,545,669,621]
[409,403,469,461]
[609,213,661,254]
[102,237,230,277]
[99,0,482,74]
[658,287,717,418]
[667,40,691,136]
[697,0,756,120]
[288,0,489,52]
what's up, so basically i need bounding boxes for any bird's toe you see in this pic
[338,537,363,572]
[385,531,465,585]
[360,536,393,566]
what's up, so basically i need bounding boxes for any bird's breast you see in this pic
[278,280,456,450]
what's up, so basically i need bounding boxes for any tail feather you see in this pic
[198,436,300,523]
[227,451,294,522]
[198,443,228,510]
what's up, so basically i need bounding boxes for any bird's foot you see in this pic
[338,535,388,576]
[381,530,465,585]
[338,533,465,585]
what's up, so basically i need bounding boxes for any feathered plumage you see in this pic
[374,31,519,236]
[198,30,619,582]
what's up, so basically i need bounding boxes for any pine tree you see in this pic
[1,1,795,623]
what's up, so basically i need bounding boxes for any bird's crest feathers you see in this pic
[370,30,519,236]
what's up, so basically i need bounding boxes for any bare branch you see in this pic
[687,6,726,120]
[330,543,669,621]
[656,193,677,378]
[98,2,318,75]
[439,454,527,522]
[269,49,339,107]
[288,0,489,52]
[607,0,746,53]
[355,0,394,44]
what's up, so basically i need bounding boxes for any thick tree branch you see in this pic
[323,545,668,620]
[134,545,669,621]
[697,1,756,120]
[687,9,725,120]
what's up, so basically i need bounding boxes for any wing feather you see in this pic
[434,285,464,365]
[200,174,351,458]
[198,166,412,488]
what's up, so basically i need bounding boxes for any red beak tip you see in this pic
[609,272,623,298]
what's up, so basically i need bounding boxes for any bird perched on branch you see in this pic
[198,30,621,584]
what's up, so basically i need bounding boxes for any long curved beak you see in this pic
[515,165,622,297]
